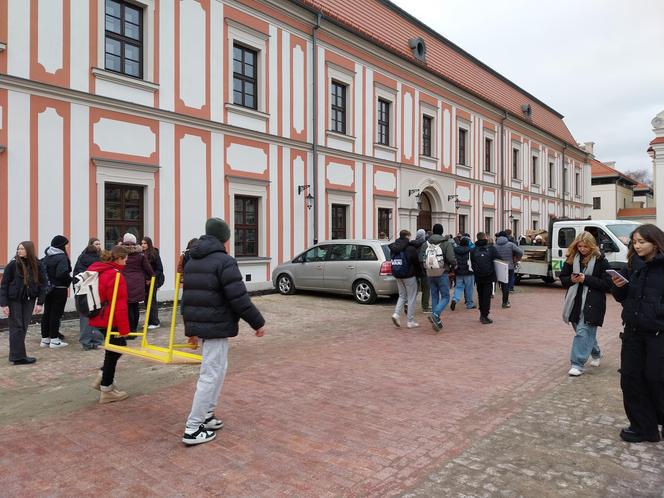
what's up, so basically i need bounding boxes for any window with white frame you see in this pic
[105,0,143,78]
[484,216,493,236]
[563,165,569,194]
[484,136,494,172]
[531,154,539,185]
[377,208,391,239]
[377,99,390,146]
[532,220,539,230]
[458,124,470,166]
[575,171,580,196]
[548,160,556,189]
[227,21,268,113]
[422,115,433,156]
[233,44,257,110]
[327,65,354,136]
[234,195,259,257]
[330,81,347,134]
[512,146,521,179]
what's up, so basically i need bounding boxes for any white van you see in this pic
[516,219,640,283]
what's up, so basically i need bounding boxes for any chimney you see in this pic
[582,141,594,155]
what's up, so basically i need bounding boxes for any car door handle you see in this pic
[346,265,355,269]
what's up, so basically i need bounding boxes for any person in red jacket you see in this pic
[88,245,131,404]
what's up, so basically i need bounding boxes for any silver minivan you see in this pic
[271,239,398,304]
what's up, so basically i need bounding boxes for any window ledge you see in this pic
[511,178,523,184]
[225,103,269,121]
[548,188,557,195]
[326,130,356,143]
[483,169,495,176]
[420,155,439,161]
[374,143,397,154]
[92,68,159,92]
[0,42,6,52]
[236,256,271,263]
[531,183,540,188]
[456,163,471,171]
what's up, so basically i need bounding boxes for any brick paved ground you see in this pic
[1,282,663,497]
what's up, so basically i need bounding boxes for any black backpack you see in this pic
[391,250,411,278]
[472,246,494,278]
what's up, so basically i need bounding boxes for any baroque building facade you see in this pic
[0,0,592,291]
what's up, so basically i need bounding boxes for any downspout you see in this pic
[500,111,508,229]
[562,143,567,217]
[312,12,322,244]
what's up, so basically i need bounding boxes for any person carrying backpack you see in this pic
[40,235,72,348]
[471,232,499,324]
[423,224,456,331]
[389,229,423,329]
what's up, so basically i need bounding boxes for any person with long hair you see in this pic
[40,235,72,348]
[141,236,164,329]
[560,232,611,377]
[0,241,46,364]
[611,223,664,443]
[88,246,131,403]
[74,237,103,350]
[120,233,154,335]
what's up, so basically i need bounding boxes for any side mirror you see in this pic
[601,242,618,253]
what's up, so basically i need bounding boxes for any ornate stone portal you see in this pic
[651,110,664,227]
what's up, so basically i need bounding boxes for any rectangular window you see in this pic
[422,116,432,157]
[378,208,391,239]
[558,227,576,248]
[563,167,569,193]
[104,183,144,250]
[331,204,347,240]
[512,219,519,237]
[512,148,520,179]
[532,156,538,184]
[331,81,347,134]
[593,197,601,209]
[377,99,390,146]
[484,138,493,172]
[484,216,493,236]
[233,44,258,109]
[105,0,143,79]
[549,161,555,188]
[458,128,467,166]
[234,196,258,257]
[532,220,539,230]
[575,171,580,195]
[458,214,468,235]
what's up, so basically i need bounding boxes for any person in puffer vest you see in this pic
[180,218,266,446]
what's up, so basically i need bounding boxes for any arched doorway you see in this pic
[416,192,432,231]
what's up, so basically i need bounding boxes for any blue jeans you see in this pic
[453,275,475,308]
[570,320,601,370]
[429,274,450,322]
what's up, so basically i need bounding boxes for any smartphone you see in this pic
[606,269,629,283]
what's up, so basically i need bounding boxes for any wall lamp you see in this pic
[297,184,314,210]
[448,194,460,210]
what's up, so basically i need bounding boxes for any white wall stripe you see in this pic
[69,103,89,253]
[7,91,30,253]
[8,0,30,78]
[210,1,223,122]
[281,31,291,138]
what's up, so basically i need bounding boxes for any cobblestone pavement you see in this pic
[1,282,663,497]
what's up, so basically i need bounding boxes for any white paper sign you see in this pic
[494,260,509,284]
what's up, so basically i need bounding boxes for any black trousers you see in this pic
[8,298,35,361]
[100,329,127,387]
[620,329,664,439]
[500,269,515,305]
[145,286,160,326]
[127,302,140,332]
[40,288,68,339]
[476,280,493,318]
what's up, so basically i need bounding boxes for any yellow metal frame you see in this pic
[103,273,202,364]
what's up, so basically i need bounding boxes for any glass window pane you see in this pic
[125,5,140,24]
[233,46,242,62]
[105,38,121,56]
[124,207,141,220]
[245,95,254,109]
[234,209,243,224]
[233,59,242,75]
[105,187,121,202]
[105,53,121,72]
[233,90,243,105]
[125,189,141,202]
[245,82,254,96]
[125,43,140,62]
[246,241,255,255]
[244,50,254,65]
[235,197,244,211]
[124,59,140,76]
[105,16,121,33]
[105,225,121,250]
[127,226,140,239]
[233,78,242,92]
[106,0,121,18]
[124,22,140,40]
[247,230,256,241]
[245,64,254,78]
[105,205,122,220]
[246,199,256,212]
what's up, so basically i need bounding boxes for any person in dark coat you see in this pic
[451,237,475,311]
[181,218,266,445]
[141,236,164,329]
[559,232,611,377]
[611,224,664,443]
[1,241,46,364]
[414,229,430,312]
[494,231,523,308]
[471,232,499,324]
[73,238,103,349]
[389,229,423,329]
[120,233,154,334]
[40,235,72,348]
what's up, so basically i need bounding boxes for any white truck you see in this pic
[515,218,640,284]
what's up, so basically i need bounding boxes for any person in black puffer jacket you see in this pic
[451,237,475,311]
[141,236,164,329]
[388,229,423,329]
[40,235,72,348]
[611,223,664,444]
[181,218,266,446]
[73,238,103,350]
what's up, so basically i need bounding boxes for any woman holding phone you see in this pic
[560,231,611,377]
[611,223,664,443]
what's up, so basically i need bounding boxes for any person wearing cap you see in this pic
[120,233,154,334]
[40,235,72,348]
[180,218,267,445]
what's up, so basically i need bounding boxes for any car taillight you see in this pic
[379,261,392,276]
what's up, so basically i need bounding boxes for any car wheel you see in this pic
[277,274,295,295]
[353,280,377,304]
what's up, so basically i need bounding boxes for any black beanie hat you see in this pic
[205,217,231,243]
[51,235,69,249]
[432,223,444,235]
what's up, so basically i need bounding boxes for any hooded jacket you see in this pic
[121,243,154,303]
[612,253,664,333]
[42,246,72,287]
[87,261,130,335]
[470,239,498,282]
[424,233,456,273]
[453,245,473,276]
[388,237,422,279]
[73,247,101,277]
[181,235,265,339]
[494,236,523,270]
[0,258,47,305]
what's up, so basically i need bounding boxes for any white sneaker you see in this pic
[589,357,601,367]
[204,413,224,431]
[406,321,420,329]
[40,338,51,348]
[391,313,401,328]
[182,424,217,445]
[147,324,160,330]
[568,367,583,377]
[49,339,69,349]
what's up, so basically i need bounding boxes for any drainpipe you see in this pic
[562,143,567,217]
[500,111,508,229]
[312,12,322,244]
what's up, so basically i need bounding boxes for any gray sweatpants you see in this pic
[394,276,418,323]
[185,338,229,430]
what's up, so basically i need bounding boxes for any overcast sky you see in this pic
[391,0,664,176]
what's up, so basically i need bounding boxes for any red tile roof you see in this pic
[302,0,579,145]
[617,207,656,218]
[590,159,637,185]
[634,182,652,191]
[651,137,664,145]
